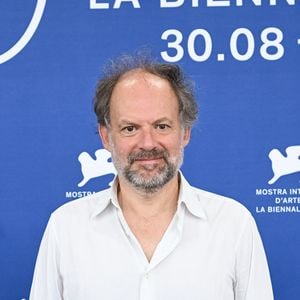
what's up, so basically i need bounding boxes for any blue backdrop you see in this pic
[1,1,299,299]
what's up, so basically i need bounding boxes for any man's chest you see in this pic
[58,216,236,300]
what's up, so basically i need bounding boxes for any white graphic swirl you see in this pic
[0,0,47,64]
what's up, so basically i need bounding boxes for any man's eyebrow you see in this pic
[117,118,174,128]
[154,118,173,124]
[117,120,138,128]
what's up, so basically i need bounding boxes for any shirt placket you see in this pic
[115,203,186,300]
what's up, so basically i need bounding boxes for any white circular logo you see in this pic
[0,0,47,64]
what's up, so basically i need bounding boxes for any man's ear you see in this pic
[183,127,191,147]
[98,125,111,152]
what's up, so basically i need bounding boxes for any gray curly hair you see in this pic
[94,54,198,129]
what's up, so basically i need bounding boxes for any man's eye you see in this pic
[156,124,170,130]
[122,126,136,134]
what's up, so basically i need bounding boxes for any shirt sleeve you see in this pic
[234,215,274,300]
[30,215,63,300]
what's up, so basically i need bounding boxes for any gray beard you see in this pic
[113,148,183,194]
[124,162,176,194]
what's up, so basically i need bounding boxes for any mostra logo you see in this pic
[65,148,117,199]
[0,0,47,64]
[268,145,300,184]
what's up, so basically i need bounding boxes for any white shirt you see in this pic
[30,173,273,300]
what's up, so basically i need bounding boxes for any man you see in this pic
[30,55,273,299]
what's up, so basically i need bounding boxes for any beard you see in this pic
[112,148,183,194]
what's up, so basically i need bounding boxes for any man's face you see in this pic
[99,70,191,193]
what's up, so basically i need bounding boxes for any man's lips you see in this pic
[134,157,163,163]
[133,157,164,171]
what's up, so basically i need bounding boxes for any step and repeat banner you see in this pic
[1,1,299,299]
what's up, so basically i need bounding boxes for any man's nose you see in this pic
[138,128,158,150]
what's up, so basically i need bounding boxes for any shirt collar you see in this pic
[178,172,207,220]
[90,177,120,219]
[91,172,207,220]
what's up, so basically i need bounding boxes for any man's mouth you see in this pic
[134,157,163,165]
[134,156,163,161]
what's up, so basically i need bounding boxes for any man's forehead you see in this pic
[115,69,170,90]
[108,69,180,126]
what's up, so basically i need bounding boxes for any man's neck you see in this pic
[116,173,181,262]
[117,173,180,219]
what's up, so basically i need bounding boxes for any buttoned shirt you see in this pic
[30,173,273,300]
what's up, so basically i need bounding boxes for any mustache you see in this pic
[128,149,168,164]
